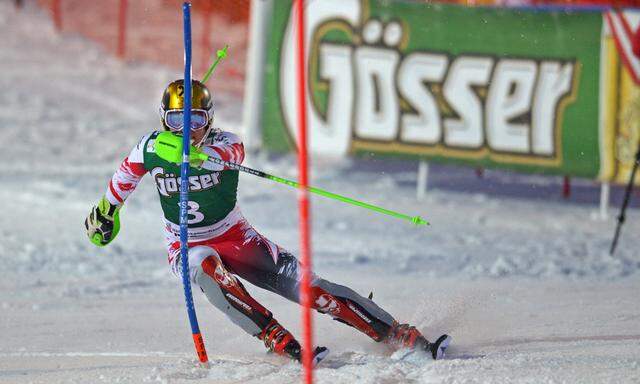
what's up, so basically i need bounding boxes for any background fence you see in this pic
[27,0,640,97]
[34,0,250,95]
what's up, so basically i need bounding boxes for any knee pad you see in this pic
[195,258,266,336]
[187,245,220,285]
[199,253,240,291]
[194,253,273,336]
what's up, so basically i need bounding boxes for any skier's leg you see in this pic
[169,244,302,360]
[284,255,436,350]
[310,277,395,341]
[188,246,272,335]
[309,263,442,351]
[211,230,403,344]
[208,222,446,357]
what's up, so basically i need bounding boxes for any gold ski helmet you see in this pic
[159,79,215,146]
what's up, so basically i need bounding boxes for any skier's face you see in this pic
[190,126,208,146]
[163,109,211,147]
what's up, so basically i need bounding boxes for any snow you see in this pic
[1,2,639,383]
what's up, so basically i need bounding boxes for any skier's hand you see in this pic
[85,197,121,247]
[155,131,208,168]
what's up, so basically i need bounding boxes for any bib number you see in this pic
[181,201,204,224]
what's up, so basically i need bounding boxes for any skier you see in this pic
[85,79,450,363]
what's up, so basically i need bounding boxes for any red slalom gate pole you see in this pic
[52,0,62,31]
[117,0,128,58]
[294,0,313,383]
[200,0,213,74]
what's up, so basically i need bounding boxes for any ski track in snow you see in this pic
[1,3,639,383]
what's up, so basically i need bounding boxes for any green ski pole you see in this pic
[155,132,429,226]
[201,45,228,84]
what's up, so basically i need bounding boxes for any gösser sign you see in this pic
[278,0,580,167]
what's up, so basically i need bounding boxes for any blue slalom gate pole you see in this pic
[180,2,208,365]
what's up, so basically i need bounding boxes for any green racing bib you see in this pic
[142,131,239,227]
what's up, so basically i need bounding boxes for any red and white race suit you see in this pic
[103,129,397,342]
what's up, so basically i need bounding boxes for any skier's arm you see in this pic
[199,131,245,171]
[104,155,147,206]
[85,135,149,247]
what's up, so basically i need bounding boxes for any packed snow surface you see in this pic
[1,3,639,383]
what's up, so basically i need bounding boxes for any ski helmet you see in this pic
[159,79,215,146]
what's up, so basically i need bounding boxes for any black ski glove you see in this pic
[85,197,121,247]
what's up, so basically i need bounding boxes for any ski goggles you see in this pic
[163,109,211,132]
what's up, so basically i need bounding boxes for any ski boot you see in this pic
[259,319,329,365]
[386,323,451,360]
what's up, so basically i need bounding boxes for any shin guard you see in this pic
[197,255,273,335]
[310,285,393,342]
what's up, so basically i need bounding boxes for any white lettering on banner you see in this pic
[443,56,494,148]
[486,59,537,153]
[354,46,401,141]
[279,0,577,164]
[280,0,360,157]
[533,62,575,155]
[398,52,448,144]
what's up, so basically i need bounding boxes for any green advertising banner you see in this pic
[262,0,603,178]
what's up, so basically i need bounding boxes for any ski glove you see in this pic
[155,131,208,168]
[85,197,121,247]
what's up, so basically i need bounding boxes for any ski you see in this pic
[282,345,329,366]
[310,346,330,366]
[429,334,452,360]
